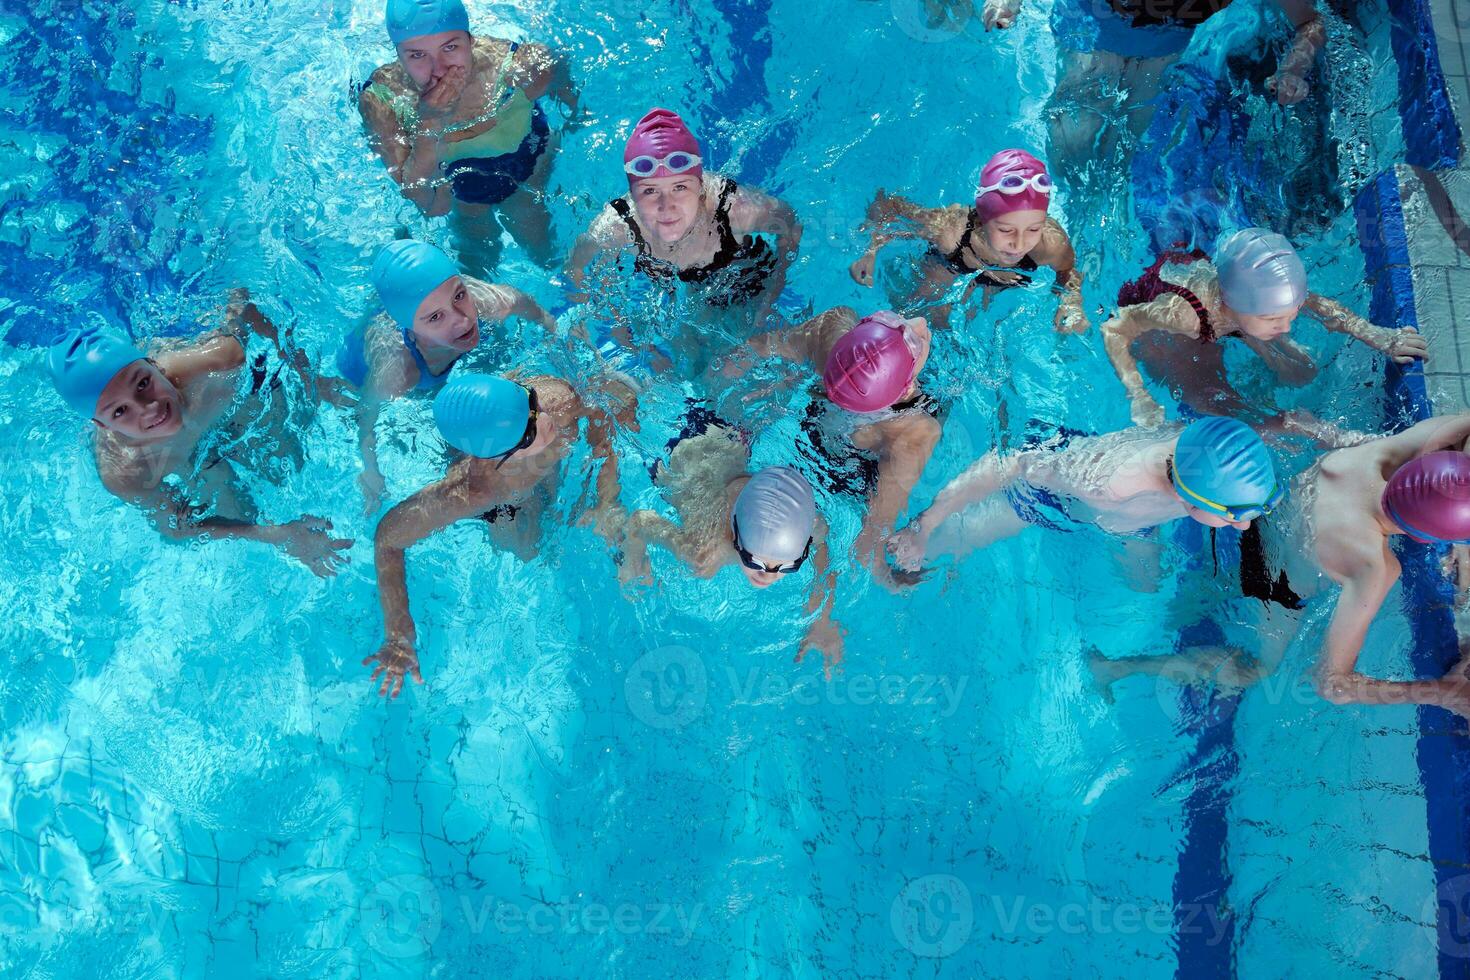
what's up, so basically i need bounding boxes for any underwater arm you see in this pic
[1266,1,1326,106]
[1101,299,1194,426]
[357,77,453,217]
[856,416,942,573]
[1302,293,1429,364]
[850,191,941,286]
[1036,222,1088,333]
[797,516,846,678]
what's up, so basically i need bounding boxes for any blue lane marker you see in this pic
[1385,0,1462,169]
[1355,168,1470,980]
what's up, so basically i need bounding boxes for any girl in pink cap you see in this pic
[849,149,1086,334]
[566,108,802,326]
[735,306,940,589]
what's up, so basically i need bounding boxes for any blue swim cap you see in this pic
[47,326,147,416]
[386,0,470,44]
[371,240,461,331]
[1216,228,1307,316]
[433,374,531,458]
[1171,417,1282,516]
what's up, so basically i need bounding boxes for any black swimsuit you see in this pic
[798,387,943,498]
[926,209,1040,287]
[608,179,778,307]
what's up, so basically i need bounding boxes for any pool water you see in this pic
[0,0,1458,976]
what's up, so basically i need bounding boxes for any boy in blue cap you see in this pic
[888,416,1283,572]
[48,292,352,576]
[364,371,631,698]
[337,239,559,512]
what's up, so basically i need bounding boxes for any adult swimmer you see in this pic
[565,108,802,348]
[365,372,629,698]
[985,0,1323,183]
[850,150,1086,334]
[48,293,351,575]
[359,0,578,272]
[739,308,940,587]
[1092,415,1470,718]
[888,416,1280,572]
[1101,228,1427,429]
[337,239,557,512]
[618,433,846,676]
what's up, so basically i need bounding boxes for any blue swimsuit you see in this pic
[335,323,473,390]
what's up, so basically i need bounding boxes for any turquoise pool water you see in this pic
[0,0,1459,976]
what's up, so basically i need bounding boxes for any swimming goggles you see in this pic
[624,151,702,178]
[976,172,1054,197]
[493,386,540,469]
[862,310,924,360]
[1170,459,1286,523]
[731,516,813,575]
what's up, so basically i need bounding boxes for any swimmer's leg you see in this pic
[497,182,558,269]
[450,204,505,279]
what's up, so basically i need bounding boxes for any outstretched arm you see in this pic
[367,459,495,696]
[1033,221,1088,333]
[730,184,803,310]
[797,516,846,678]
[854,417,941,576]
[564,207,633,293]
[1266,1,1326,106]
[1302,293,1429,364]
[849,191,948,286]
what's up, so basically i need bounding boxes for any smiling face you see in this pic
[981,209,1047,264]
[93,359,183,442]
[395,30,472,91]
[410,276,480,351]
[630,175,702,244]
[1224,302,1303,341]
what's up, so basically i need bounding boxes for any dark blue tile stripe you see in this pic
[1387,0,1462,168]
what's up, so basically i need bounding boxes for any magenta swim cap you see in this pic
[823,311,917,413]
[1382,451,1470,544]
[624,108,703,185]
[975,149,1052,224]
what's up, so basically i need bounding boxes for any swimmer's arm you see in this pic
[513,41,577,118]
[798,516,846,677]
[857,417,942,560]
[492,283,559,336]
[1273,1,1326,70]
[1101,298,1196,425]
[581,402,627,544]
[1376,412,1470,457]
[912,450,1024,531]
[1033,222,1087,332]
[730,186,803,263]
[1314,543,1409,702]
[155,332,247,389]
[565,207,633,292]
[374,460,496,645]
[1302,294,1429,362]
[357,76,452,217]
[855,192,945,258]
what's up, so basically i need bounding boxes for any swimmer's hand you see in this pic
[1265,70,1310,107]
[1054,304,1090,335]
[359,469,386,516]
[983,0,1020,30]
[1129,393,1165,428]
[886,523,930,573]
[419,65,468,115]
[797,620,846,680]
[849,252,877,287]
[280,517,352,577]
[1374,326,1430,364]
[364,635,422,699]
[317,376,358,409]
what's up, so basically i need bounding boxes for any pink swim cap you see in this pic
[624,108,703,185]
[975,149,1052,224]
[823,311,917,413]
[1381,451,1470,544]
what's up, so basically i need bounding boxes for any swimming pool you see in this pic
[2,0,1465,976]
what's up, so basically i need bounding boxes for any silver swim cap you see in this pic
[731,467,816,563]
[1216,228,1307,316]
